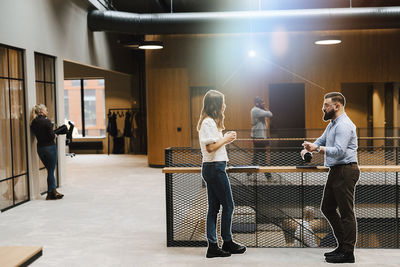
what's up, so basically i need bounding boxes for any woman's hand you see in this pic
[224,131,237,144]
[205,131,237,153]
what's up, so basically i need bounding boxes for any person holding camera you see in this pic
[30,104,64,200]
[250,96,273,179]
[301,92,359,263]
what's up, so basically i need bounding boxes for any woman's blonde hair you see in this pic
[30,104,47,125]
[197,90,225,131]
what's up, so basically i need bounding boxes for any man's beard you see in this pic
[323,109,335,121]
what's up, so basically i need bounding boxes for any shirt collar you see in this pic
[331,112,346,125]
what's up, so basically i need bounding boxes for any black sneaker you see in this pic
[325,252,355,263]
[324,246,344,257]
[206,243,231,258]
[222,240,246,254]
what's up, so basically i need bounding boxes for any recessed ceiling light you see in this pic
[315,36,341,45]
[138,41,164,50]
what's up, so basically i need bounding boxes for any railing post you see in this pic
[165,148,174,246]
[396,171,399,248]
[165,172,174,247]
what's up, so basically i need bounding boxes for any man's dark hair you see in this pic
[254,96,263,105]
[324,92,346,106]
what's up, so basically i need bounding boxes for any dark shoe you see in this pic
[206,243,231,258]
[324,246,344,257]
[46,191,57,200]
[52,189,64,199]
[325,252,355,263]
[222,240,246,254]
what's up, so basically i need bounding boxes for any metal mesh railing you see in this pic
[165,147,400,248]
[165,146,400,168]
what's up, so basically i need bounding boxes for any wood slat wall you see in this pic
[146,68,191,165]
[146,29,400,165]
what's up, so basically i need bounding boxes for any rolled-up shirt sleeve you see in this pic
[314,125,329,147]
[324,123,353,158]
[199,119,219,146]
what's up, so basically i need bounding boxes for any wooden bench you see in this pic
[69,140,103,154]
[0,246,42,267]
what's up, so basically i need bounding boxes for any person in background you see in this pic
[31,104,64,200]
[301,92,359,263]
[198,90,246,258]
[250,96,273,179]
[294,206,318,248]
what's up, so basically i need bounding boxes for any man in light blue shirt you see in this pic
[301,92,360,264]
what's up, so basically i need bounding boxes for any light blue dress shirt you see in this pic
[314,113,358,167]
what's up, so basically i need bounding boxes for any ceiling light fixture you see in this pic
[315,36,342,45]
[138,41,164,50]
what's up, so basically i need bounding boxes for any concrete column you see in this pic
[56,58,66,187]
[25,49,40,200]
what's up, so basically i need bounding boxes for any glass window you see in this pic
[35,55,44,81]
[0,180,13,209]
[0,45,28,210]
[71,79,80,87]
[64,80,83,137]
[0,47,8,77]
[8,49,23,79]
[10,80,27,175]
[0,78,12,180]
[34,53,58,193]
[64,78,105,137]
[44,57,54,82]
[64,90,69,121]
[84,89,97,126]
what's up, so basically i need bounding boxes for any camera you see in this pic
[303,152,313,163]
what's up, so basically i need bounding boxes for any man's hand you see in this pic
[302,141,318,152]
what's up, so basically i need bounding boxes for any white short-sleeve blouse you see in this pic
[198,117,228,162]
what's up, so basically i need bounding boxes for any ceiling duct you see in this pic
[88,7,400,34]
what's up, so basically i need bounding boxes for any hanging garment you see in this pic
[113,136,125,154]
[107,112,118,137]
[123,111,133,137]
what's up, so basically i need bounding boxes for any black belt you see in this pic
[331,162,357,167]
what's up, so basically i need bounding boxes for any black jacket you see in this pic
[31,115,55,147]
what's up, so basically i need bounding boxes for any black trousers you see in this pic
[251,140,269,166]
[321,163,360,252]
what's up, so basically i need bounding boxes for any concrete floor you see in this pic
[0,154,399,267]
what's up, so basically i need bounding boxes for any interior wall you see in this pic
[64,61,134,154]
[342,83,369,129]
[146,29,400,165]
[0,0,134,198]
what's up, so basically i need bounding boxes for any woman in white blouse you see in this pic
[197,90,246,258]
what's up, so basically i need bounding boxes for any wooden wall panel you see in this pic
[147,68,190,165]
[146,29,400,165]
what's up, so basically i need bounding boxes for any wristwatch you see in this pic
[316,146,321,153]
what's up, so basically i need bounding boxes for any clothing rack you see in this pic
[107,108,139,155]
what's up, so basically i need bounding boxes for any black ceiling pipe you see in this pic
[88,7,400,34]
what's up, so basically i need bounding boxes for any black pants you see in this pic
[251,140,271,179]
[321,163,360,252]
[251,140,269,166]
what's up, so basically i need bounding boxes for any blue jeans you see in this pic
[201,161,234,244]
[37,145,58,192]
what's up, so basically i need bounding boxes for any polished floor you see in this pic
[0,155,399,266]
